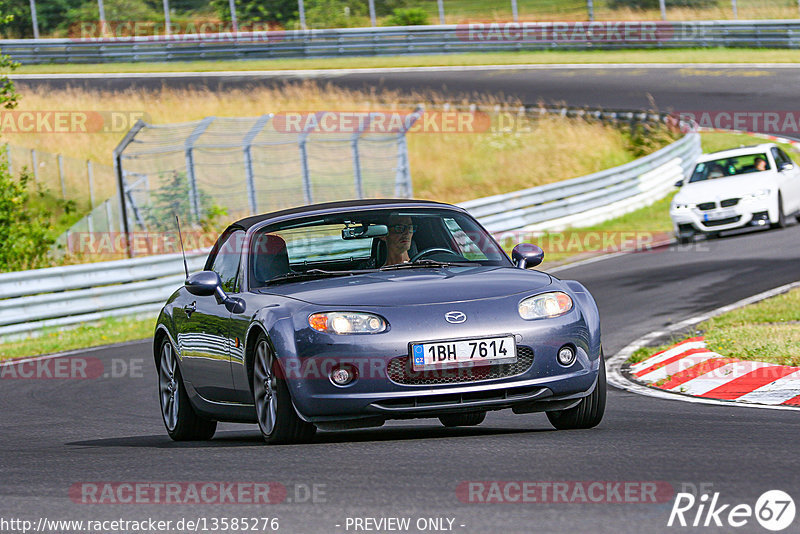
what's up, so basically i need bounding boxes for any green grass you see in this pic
[0,315,156,361]
[13,48,800,75]
[628,288,800,367]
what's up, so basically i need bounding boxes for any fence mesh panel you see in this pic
[118,115,413,232]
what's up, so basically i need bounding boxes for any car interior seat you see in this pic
[252,234,291,284]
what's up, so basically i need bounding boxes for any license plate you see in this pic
[410,336,517,371]
[704,208,737,221]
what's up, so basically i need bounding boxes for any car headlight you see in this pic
[308,312,387,334]
[742,189,771,202]
[518,292,573,320]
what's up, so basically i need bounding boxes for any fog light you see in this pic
[330,366,355,386]
[557,346,576,366]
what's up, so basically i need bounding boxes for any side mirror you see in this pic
[674,179,684,187]
[512,243,544,269]
[779,162,794,172]
[186,271,221,297]
[185,271,246,313]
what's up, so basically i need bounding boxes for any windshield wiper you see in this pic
[266,269,354,285]
[379,259,474,271]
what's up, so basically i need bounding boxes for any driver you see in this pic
[379,214,415,266]
[754,157,767,171]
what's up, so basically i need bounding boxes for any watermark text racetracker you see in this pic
[457,481,674,504]
[1,516,280,534]
[0,111,148,134]
[676,110,800,136]
[0,356,144,380]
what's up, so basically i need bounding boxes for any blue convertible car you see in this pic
[154,199,605,443]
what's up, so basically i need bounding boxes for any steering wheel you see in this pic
[409,248,460,262]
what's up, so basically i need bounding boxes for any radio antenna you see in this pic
[176,215,189,279]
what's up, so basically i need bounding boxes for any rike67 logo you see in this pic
[668,490,795,531]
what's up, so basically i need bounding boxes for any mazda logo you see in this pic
[445,311,467,324]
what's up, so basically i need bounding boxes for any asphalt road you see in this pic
[2,224,799,534]
[13,64,800,117]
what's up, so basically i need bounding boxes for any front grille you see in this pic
[697,202,716,211]
[720,198,740,208]
[704,216,741,227]
[387,346,534,386]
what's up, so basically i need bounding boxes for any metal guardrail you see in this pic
[461,132,702,233]
[0,132,700,340]
[3,20,800,64]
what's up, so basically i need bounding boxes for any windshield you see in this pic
[689,153,771,183]
[248,207,510,287]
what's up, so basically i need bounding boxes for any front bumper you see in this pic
[277,306,600,423]
[671,200,773,234]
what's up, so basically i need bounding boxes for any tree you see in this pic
[0,0,84,38]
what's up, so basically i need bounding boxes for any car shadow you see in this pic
[66,425,552,449]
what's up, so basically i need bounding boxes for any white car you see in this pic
[671,143,800,243]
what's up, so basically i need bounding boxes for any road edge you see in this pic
[607,280,800,411]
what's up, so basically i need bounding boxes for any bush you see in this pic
[144,171,227,232]
[609,0,719,8]
[211,0,298,27]
[384,7,429,26]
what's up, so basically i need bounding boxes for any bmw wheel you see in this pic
[546,352,606,430]
[772,193,787,229]
[252,335,316,444]
[158,338,217,441]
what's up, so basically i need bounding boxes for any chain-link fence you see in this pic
[113,111,418,238]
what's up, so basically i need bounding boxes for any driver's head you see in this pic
[380,214,414,257]
[755,157,767,171]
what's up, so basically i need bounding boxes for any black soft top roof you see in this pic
[232,198,461,230]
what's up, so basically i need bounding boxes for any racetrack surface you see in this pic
[13,64,800,122]
[3,224,799,533]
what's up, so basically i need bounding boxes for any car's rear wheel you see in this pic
[252,335,316,445]
[158,338,217,441]
[546,352,606,430]
[772,193,787,229]
[439,411,486,427]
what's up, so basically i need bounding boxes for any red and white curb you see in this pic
[607,280,800,411]
[629,337,800,406]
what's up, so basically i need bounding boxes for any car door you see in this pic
[773,147,800,213]
[173,229,244,402]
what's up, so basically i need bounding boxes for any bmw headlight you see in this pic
[742,189,771,202]
[308,312,387,334]
[518,292,573,320]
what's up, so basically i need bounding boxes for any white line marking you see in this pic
[671,361,776,396]
[736,370,800,405]
[607,280,800,411]
[637,351,719,383]
[629,340,706,373]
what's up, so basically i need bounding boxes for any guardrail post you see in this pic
[113,119,146,258]
[368,0,376,27]
[394,107,422,198]
[351,113,377,199]
[29,0,40,39]
[659,0,666,20]
[731,0,738,19]
[30,149,38,183]
[437,0,445,24]
[586,0,594,22]
[242,114,272,214]
[298,0,307,30]
[298,116,317,204]
[185,117,215,223]
[58,154,66,199]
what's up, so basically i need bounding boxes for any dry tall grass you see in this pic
[3,82,646,206]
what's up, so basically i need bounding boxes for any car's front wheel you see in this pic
[546,352,606,430]
[158,338,217,441]
[772,193,787,229]
[439,412,486,427]
[252,335,316,444]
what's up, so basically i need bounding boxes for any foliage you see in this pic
[0,167,59,272]
[144,171,227,232]
[608,0,719,9]
[210,0,298,26]
[384,7,429,26]
[305,0,366,29]
[0,0,83,38]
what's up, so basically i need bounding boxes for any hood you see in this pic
[258,266,553,307]
[676,173,777,203]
